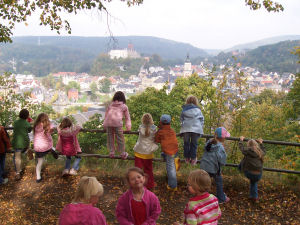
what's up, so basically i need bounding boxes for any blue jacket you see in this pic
[200,139,227,174]
[180,104,204,134]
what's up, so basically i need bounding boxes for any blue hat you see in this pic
[160,114,171,124]
[215,127,230,139]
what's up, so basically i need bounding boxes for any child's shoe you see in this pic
[36,177,43,183]
[0,178,8,184]
[62,169,69,176]
[185,158,190,164]
[51,149,59,159]
[69,168,78,175]
[15,173,21,181]
[27,148,34,160]
[175,157,181,171]
[219,197,230,204]
[167,184,178,192]
[190,158,198,166]
[109,152,115,158]
[121,152,129,160]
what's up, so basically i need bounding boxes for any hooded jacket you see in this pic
[155,123,178,156]
[134,124,158,155]
[103,101,131,130]
[0,126,11,153]
[56,125,82,156]
[116,187,161,225]
[33,123,53,152]
[200,139,227,174]
[59,203,107,225]
[180,104,204,134]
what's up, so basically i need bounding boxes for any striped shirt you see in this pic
[183,192,221,225]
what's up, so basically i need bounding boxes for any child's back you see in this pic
[134,124,158,154]
[155,123,178,156]
[56,125,81,156]
[12,118,31,149]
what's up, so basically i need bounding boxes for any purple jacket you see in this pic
[116,187,161,225]
[103,101,131,130]
[59,203,107,225]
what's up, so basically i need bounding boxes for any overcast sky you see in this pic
[13,0,300,49]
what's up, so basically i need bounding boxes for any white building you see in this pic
[183,54,192,77]
[108,44,140,59]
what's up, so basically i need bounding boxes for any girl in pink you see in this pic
[103,91,131,159]
[33,113,57,183]
[56,117,82,176]
[59,176,107,225]
[116,167,161,225]
[173,169,221,225]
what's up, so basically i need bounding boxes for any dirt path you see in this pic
[0,166,299,225]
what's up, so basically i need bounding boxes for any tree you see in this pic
[65,81,80,93]
[0,0,283,43]
[99,78,111,93]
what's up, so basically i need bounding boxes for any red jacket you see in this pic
[0,126,11,153]
[155,123,178,155]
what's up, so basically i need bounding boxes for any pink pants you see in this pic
[106,127,125,154]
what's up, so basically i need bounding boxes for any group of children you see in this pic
[0,90,267,224]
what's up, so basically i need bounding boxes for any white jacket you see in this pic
[133,124,158,154]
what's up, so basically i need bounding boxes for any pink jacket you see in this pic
[59,203,107,225]
[56,125,82,156]
[116,187,161,225]
[33,123,53,152]
[103,101,131,130]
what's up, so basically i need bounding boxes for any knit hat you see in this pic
[215,127,230,139]
[160,114,171,124]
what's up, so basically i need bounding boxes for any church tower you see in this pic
[183,53,192,77]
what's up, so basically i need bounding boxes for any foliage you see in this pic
[0,0,143,43]
[99,78,112,93]
[245,0,284,12]
[65,81,80,93]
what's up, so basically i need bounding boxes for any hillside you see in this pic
[212,40,300,73]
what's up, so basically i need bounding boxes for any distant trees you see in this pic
[99,78,111,93]
[65,81,80,93]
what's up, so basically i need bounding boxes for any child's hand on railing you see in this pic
[256,138,263,144]
[240,136,245,141]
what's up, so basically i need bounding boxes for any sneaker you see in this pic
[109,152,115,158]
[15,173,21,181]
[121,152,129,160]
[166,184,178,192]
[190,158,198,166]
[1,178,8,184]
[175,158,181,171]
[69,169,78,175]
[51,150,59,159]
[36,177,43,183]
[249,197,258,202]
[220,197,230,204]
[62,169,69,176]
[27,148,34,160]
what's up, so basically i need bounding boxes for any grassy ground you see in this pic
[0,154,299,225]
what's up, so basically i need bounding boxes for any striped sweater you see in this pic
[183,192,221,225]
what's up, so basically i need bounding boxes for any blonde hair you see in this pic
[33,113,50,135]
[73,176,104,203]
[186,95,198,105]
[141,113,154,137]
[188,169,211,193]
[247,139,264,161]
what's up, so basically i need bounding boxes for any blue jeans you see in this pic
[209,173,227,203]
[183,132,200,160]
[65,156,81,171]
[0,153,6,183]
[244,171,262,198]
[164,153,177,188]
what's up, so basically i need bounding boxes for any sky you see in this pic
[12,0,300,49]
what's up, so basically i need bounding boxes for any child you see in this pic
[180,95,204,165]
[12,108,32,180]
[0,125,12,184]
[155,114,179,191]
[116,167,161,225]
[239,136,265,202]
[59,176,107,225]
[173,169,221,225]
[133,113,159,190]
[200,127,230,204]
[33,113,58,183]
[56,117,82,176]
[103,91,131,159]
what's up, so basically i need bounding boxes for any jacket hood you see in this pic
[111,100,124,107]
[205,140,223,152]
[182,104,199,112]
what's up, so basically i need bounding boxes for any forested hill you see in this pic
[212,40,300,73]
[11,36,208,59]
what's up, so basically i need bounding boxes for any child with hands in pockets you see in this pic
[173,169,221,225]
[116,167,161,225]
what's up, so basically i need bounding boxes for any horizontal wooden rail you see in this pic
[4,127,300,147]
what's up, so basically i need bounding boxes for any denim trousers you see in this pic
[183,132,200,160]
[165,153,177,188]
[65,156,82,171]
[0,153,6,183]
[209,173,226,203]
[244,171,262,198]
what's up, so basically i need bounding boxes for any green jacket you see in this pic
[12,119,32,149]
